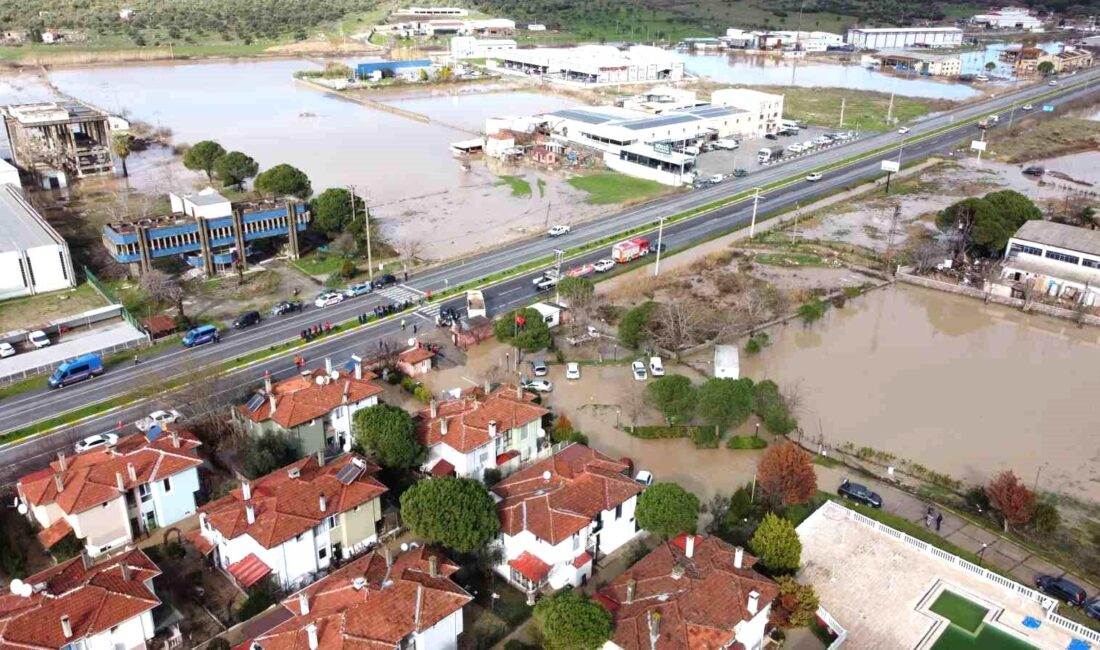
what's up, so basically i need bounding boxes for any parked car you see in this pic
[713,139,739,150]
[806,172,823,182]
[1048,80,1058,86]
[837,479,882,508]
[593,258,616,273]
[566,362,581,380]
[897,127,910,134]
[372,274,398,288]
[29,330,50,349]
[1035,575,1086,606]
[765,133,778,140]
[1022,103,1034,111]
[314,291,345,308]
[682,145,700,156]
[75,432,119,454]
[182,324,220,347]
[270,300,303,316]
[708,174,724,184]
[1084,598,1100,622]
[529,358,548,377]
[733,168,748,178]
[1022,166,1045,176]
[548,224,571,237]
[344,282,372,297]
[136,409,183,432]
[233,310,261,329]
[631,360,648,381]
[520,378,554,393]
[634,470,654,486]
[649,356,665,376]
[0,342,14,358]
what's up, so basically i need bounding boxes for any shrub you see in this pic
[619,301,657,349]
[727,435,768,450]
[753,380,797,435]
[692,426,719,449]
[1029,502,1061,534]
[627,425,687,439]
[749,513,802,574]
[797,298,826,325]
[400,376,419,393]
[413,385,433,403]
[843,286,861,298]
[338,259,357,279]
[483,468,503,488]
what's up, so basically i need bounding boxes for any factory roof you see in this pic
[1013,220,1100,257]
[618,113,700,131]
[0,184,66,254]
[848,26,963,33]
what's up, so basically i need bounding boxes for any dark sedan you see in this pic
[838,479,882,508]
[1036,575,1087,606]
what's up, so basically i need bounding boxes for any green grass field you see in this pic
[754,86,955,132]
[930,591,988,633]
[567,173,669,205]
[495,175,533,198]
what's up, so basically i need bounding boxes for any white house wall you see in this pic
[84,609,149,650]
[734,604,772,650]
[150,467,200,528]
[605,154,691,186]
[414,608,464,650]
[595,496,640,554]
[496,524,593,589]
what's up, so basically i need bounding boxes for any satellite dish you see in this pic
[10,579,23,595]
[315,376,325,385]
[18,584,31,597]
[329,370,340,380]
[400,543,409,552]
[542,471,552,481]
[407,337,416,347]
[17,503,27,515]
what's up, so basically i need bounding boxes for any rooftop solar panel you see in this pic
[548,109,616,125]
[246,393,266,413]
[618,114,699,130]
[684,106,736,118]
[336,461,365,485]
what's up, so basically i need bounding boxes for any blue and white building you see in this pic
[1001,220,1100,305]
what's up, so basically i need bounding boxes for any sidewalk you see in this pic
[814,464,1098,597]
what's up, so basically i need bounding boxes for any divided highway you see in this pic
[1,69,1098,486]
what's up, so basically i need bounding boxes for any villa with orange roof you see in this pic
[415,384,547,480]
[193,452,388,590]
[490,443,644,599]
[16,428,203,557]
[237,545,472,650]
[0,549,163,650]
[236,357,384,457]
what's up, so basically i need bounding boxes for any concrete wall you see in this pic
[605,153,691,186]
[734,605,771,650]
[85,609,151,650]
[72,497,132,555]
[150,467,200,528]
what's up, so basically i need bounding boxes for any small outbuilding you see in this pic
[714,344,740,379]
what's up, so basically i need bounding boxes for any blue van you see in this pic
[48,353,104,389]
[182,324,220,347]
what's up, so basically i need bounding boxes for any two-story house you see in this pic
[596,534,779,650]
[238,546,472,650]
[491,444,644,600]
[17,428,203,557]
[237,358,383,457]
[416,384,547,480]
[191,452,388,590]
[0,549,162,650]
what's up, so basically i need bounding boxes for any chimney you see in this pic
[306,623,318,650]
[116,472,125,491]
[319,494,327,513]
[440,417,449,435]
[325,357,333,375]
[268,393,277,415]
[428,554,439,578]
[382,544,393,568]
[298,592,310,615]
[685,534,695,559]
[246,503,255,525]
[414,585,423,631]
[734,546,744,570]
[483,380,491,394]
[516,383,523,400]
[60,616,72,639]
[171,430,180,448]
[80,551,92,570]
[121,563,131,581]
[747,590,760,616]
[648,611,661,640]
[626,578,636,604]
[53,472,64,493]
[488,420,498,438]
[670,564,685,580]
[316,450,325,467]
[264,371,272,394]
[57,451,67,470]
[127,463,137,482]
[342,381,350,405]
[241,481,252,501]
[429,399,438,418]
[352,355,363,380]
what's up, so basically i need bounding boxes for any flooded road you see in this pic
[741,284,1100,502]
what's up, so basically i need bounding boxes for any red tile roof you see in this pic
[398,346,434,366]
[508,551,552,583]
[416,384,547,454]
[251,547,471,650]
[493,443,642,545]
[199,453,387,549]
[17,429,202,515]
[35,519,72,549]
[185,529,215,555]
[573,551,592,569]
[598,534,779,650]
[228,554,273,588]
[241,367,383,430]
[0,549,161,650]
[429,459,455,477]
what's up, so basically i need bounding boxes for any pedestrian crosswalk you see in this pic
[375,285,422,304]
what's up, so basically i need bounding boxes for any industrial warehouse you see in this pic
[0,183,75,300]
[498,45,685,85]
[846,26,964,49]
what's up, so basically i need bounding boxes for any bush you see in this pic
[1029,502,1061,534]
[692,426,719,448]
[413,385,433,403]
[627,425,686,439]
[401,376,419,393]
[207,639,231,650]
[242,432,299,479]
[753,380,797,435]
[338,259,357,279]
[483,468,503,488]
[237,586,276,621]
[727,435,767,450]
[619,301,657,349]
[744,332,770,355]
[797,298,826,325]
[646,375,697,424]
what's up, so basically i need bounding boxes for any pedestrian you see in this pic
[935,512,943,532]
[133,355,139,366]
[401,319,407,331]
[378,339,383,349]
[403,271,408,282]
[413,324,418,334]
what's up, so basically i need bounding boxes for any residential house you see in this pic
[491,444,644,599]
[236,358,383,457]
[397,345,434,377]
[416,384,548,479]
[238,546,471,650]
[596,534,779,650]
[17,428,203,557]
[997,220,1100,305]
[0,549,162,650]
[191,452,388,590]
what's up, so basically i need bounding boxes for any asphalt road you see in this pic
[2,70,1099,487]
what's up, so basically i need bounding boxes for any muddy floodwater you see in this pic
[740,284,1100,502]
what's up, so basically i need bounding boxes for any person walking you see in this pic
[925,506,935,528]
[935,512,944,532]
[413,323,418,334]
[401,319,407,331]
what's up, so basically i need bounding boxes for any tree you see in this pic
[936,191,1038,258]
[696,378,754,431]
[770,576,819,628]
[646,374,697,424]
[399,477,500,552]
[494,307,552,352]
[533,590,612,650]
[254,163,313,199]
[636,482,700,539]
[242,432,299,478]
[749,512,802,573]
[1029,502,1061,534]
[1037,60,1056,76]
[138,269,186,320]
[352,404,424,468]
[183,140,226,180]
[618,301,656,349]
[984,61,997,72]
[311,187,363,236]
[214,151,259,190]
[112,133,134,178]
[556,276,595,308]
[983,189,1042,228]
[985,470,1036,532]
[757,441,816,507]
[753,380,797,435]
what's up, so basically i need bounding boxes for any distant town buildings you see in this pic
[450,35,517,59]
[0,183,75,301]
[847,26,964,49]
[499,45,684,85]
[722,28,844,52]
[1000,220,1100,305]
[1001,45,1094,74]
[1,101,115,185]
[971,7,1045,31]
[864,49,963,76]
[394,6,469,17]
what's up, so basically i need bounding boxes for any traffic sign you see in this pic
[970,140,987,152]
[880,160,900,173]
[1042,105,1055,112]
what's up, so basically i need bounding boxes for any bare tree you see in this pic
[169,360,249,458]
[911,238,950,274]
[398,238,425,273]
[14,131,68,174]
[139,269,186,320]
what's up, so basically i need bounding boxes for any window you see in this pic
[1083,258,1100,269]
[327,515,338,530]
[162,477,172,493]
[615,504,623,520]
[318,547,328,561]
[1046,250,1080,265]
[572,533,581,551]
[479,451,489,464]
[1009,242,1042,257]
[138,483,152,502]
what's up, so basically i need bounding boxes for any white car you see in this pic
[631,360,648,381]
[521,378,554,393]
[634,470,654,486]
[0,342,14,358]
[136,409,183,432]
[314,292,345,308]
[708,174,724,184]
[566,362,581,380]
[713,139,739,150]
[547,224,571,237]
[1022,104,1034,111]
[29,330,50,349]
[806,173,823,182]
[593,259,616,273]
[649,356,665,376]
[75,432,119,454]
[1048,80,1058,86]
[898,127,910,134]
[787,144,803,154]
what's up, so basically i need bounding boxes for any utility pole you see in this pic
[976,127,987,166]
[884,203,901,269]
[553,248,565,303]
[544,202,552,228]
[749,188,764,237]
[838,97,846,128]
[886,91,895,126]
[653,216,666,276]
[361,188,374,282]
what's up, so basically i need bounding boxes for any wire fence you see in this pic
[84,266,149,341]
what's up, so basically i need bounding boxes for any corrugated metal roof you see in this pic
[1014,221,1100,257]
[548,109,618,125]
[618,113,700,131]
[0,184,65,253]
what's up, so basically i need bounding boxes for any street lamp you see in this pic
[977,542,989,566]
[749,187,765,237]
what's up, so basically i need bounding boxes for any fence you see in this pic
[84,266,149,338]
[0,336,144,385]
[815,606,849,649]
[824,501,1100,645]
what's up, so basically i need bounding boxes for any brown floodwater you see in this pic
[740,284,1100,502]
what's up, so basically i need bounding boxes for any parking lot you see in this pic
[694,126,852,184]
